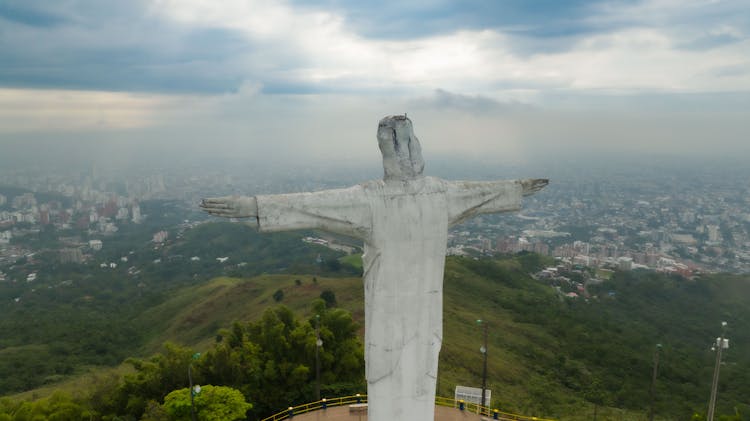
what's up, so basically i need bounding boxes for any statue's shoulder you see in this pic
[422,176,446,186]
[358,176,448,194]
[358,179,384,190]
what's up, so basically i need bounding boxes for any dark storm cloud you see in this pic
[0,1,253,93]
[0,1,68,27]
[292,0,636,49]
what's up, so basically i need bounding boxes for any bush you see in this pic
[320,289,336,308]
[163,385,252,421]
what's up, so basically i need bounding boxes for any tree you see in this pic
[320,289,336,308]
[113,343,199,418]
[141,400,170,421]
[309,299,363,383]
[198,323,262,397]
[0,392,92,421]
[273,289,284,302]
[218,303,364,417]
[162,385,251,421]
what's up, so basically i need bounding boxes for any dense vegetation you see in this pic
[438,254,750,420]
[1,219,749,420]
[94,301,361,420]
[0,217,358,395]
[1,301,359,420]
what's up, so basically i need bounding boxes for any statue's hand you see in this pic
[200,196,258,218]
[521,179,549,196]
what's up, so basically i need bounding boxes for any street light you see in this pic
[477,319,489,410]
[707,322,729,421]
[188,352,201,421]
[648,343,662,421]
[315,314,323,401]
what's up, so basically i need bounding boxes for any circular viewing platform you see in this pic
[288,405,500,420]
[262,396,554,421]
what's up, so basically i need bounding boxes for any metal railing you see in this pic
[436,396,556,421]
[262,394,554,421]
[261,394,367,421]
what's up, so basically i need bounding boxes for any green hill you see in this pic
[127,254,747,420]
[2,221,749,420]
[134,274,364,353]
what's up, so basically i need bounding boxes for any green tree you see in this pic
[195,303,365,417]
[198,322,262,398]
[320,289,336,308]
[162,385,251,421]
[0,392,91,421]
[114,343,199,418]
[309,299,364,384]
[141,400,170,421]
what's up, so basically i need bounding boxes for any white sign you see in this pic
[455,385,491,406]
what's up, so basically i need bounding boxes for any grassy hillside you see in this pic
[5,252,750,420]
[0,221,356,395]
[135,274,364,353]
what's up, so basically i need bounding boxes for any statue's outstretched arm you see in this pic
[446,178,548,226]
[200,196,258,219]
[520,179,549,196]
[201,186,371,240]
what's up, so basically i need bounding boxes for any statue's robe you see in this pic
[255,176,522,421]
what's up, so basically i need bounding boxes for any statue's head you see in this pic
[377,115,425,181]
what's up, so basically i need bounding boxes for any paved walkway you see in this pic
[292,405,488,421]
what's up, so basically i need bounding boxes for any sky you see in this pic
[1,0,749,172]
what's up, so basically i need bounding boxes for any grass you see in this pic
[338,253,363,271]
[10,364,134,402]
[136,274,364,353]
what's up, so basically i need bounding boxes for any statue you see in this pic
[201,115,548,421]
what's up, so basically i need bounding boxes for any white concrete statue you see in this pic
[201,115,547,421]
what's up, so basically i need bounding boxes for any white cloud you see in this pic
[529,30,750,92]
[146,0,750,98]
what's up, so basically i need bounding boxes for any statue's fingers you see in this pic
[521,178,549,196]
[202,198,231,205]
[206,209,236,217]
[200,201,230,210]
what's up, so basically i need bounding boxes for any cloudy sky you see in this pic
[1,0,749,170]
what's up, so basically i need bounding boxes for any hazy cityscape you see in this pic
[3,157,750,291]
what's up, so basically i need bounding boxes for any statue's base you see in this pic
[349,403,368,414]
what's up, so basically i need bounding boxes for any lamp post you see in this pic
[477,319,489,410]
[315,314,323,401]
[707,322,729,421]
[188,352,201,421]
[648,343,662,421]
